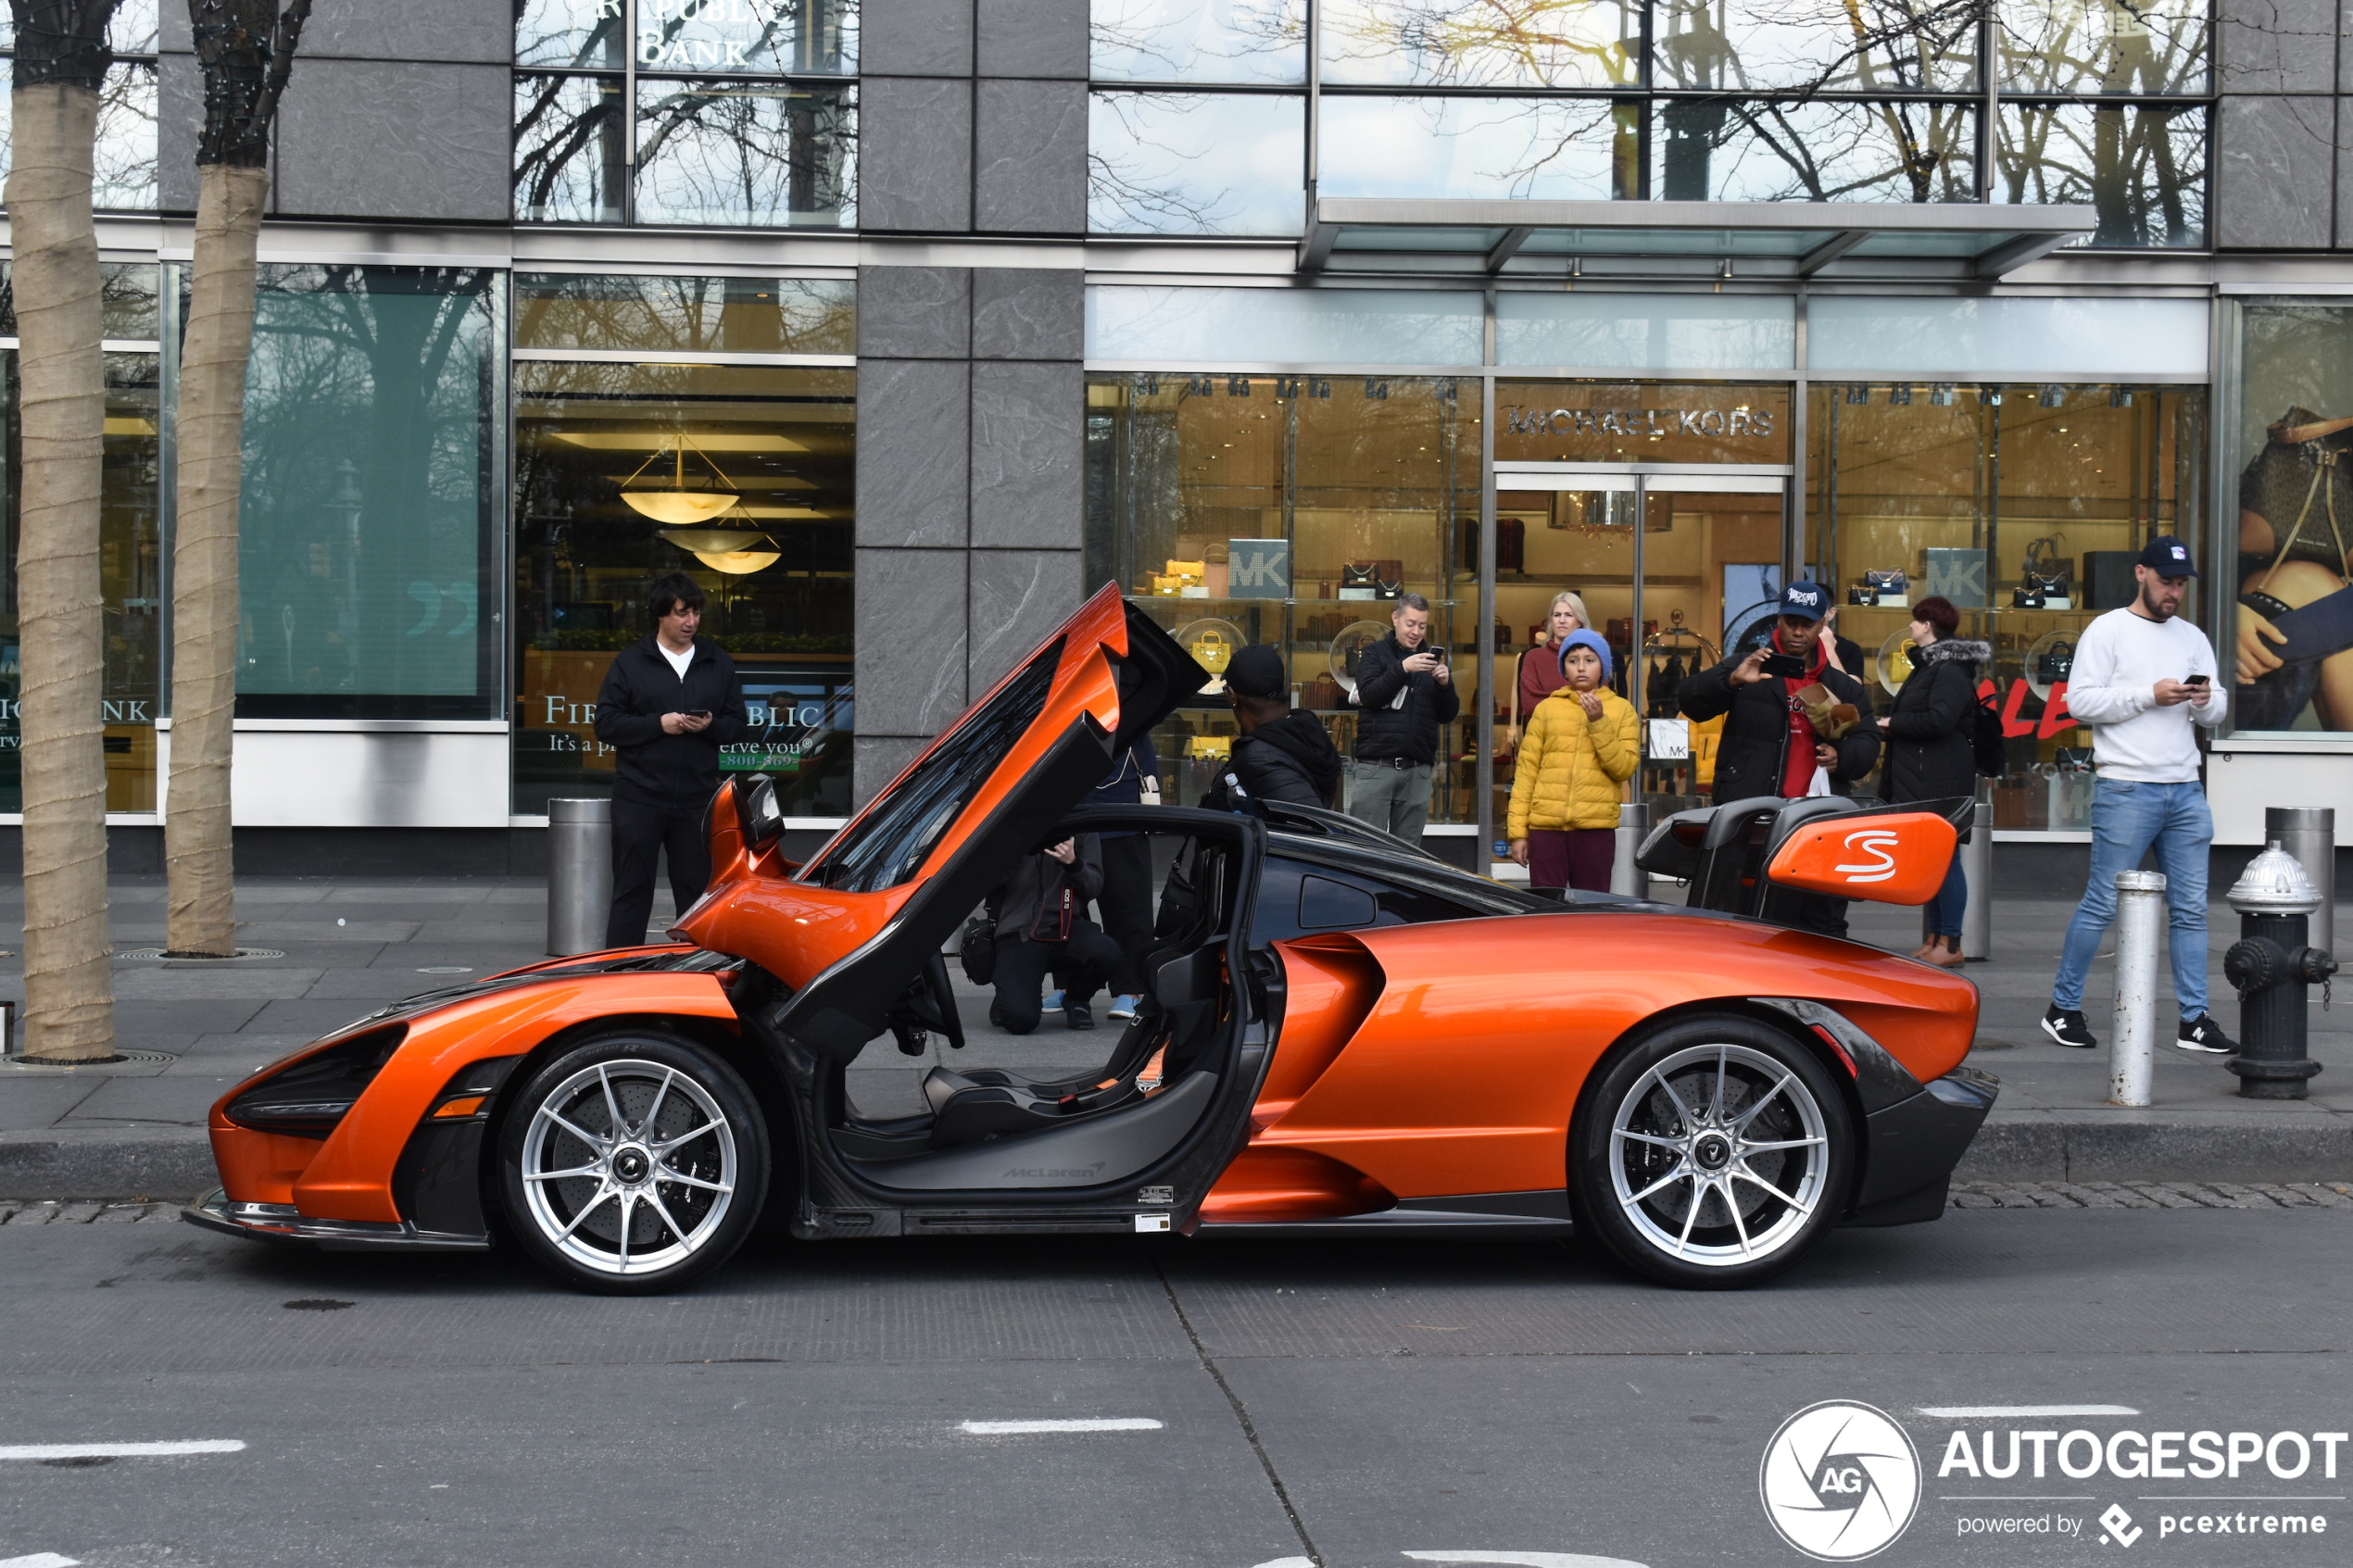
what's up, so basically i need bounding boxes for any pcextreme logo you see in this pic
[1832,830,1901,884]
[1760,1401,1922,1561]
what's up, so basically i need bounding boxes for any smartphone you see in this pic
[2183,675,2210,688]
[685,709,712,719]
[1760,652,1807,679]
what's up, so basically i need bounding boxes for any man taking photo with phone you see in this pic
[594,571,748,947]
[1347,593,1460,847]
[1679,581,1880,935]
[2042,536,2234,1054]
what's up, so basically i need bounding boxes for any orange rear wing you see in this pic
[1638,794,1970,922]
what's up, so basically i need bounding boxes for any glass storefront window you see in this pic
[516,272,854,356]
[512,359,855,816]
[1653,0,1977,93]
[1084,372,1477,822]
[634,81,856,227]
[1319,0,1638,90]
[1998,0,2209,96]
[515,72,628,222]
[1658,97,1977,203]
[1806,381,2206,828]
[1317,94,1637,203]
[1091,0,1307,84]
[0,354,163,812]
[636,0,857,74]
[2230,302,2353,735]
[1994,102,2207,249]
[236,266,501,720]
[518,0,630,69]
[1088,91,1307,235]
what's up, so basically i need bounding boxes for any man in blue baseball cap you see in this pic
[1679,580,1881,936]
[2041,533,2234,1054]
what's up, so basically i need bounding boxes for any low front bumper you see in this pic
[182,1188,491,1252]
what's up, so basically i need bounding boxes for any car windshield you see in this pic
[798,639,1064,893]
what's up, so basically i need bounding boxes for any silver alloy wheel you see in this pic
[518,1058,737,1278]
[1607,1042,1831,1269]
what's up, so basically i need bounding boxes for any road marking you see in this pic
[1914,1404,2139,1418]
[0,1440,245,1461]
[0,1554,80,1568]
[1404,1553,1652,1568]
[957,1418,1163,1435]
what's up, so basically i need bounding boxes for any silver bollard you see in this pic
[2108,869,2167,1107]
[547,797,613,956]
[1612,800,1652,899]
[1960,786,1994,960]
[2266,806,2334,959]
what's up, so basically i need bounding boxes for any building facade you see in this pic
[0,0,2345,874]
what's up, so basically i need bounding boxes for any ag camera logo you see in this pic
[1761,1400,1922,1561]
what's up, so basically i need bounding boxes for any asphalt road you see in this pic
[2,1204,2349,1568]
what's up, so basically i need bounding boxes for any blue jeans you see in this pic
[1927,846,1967,938]
[2052,778,2211,1018]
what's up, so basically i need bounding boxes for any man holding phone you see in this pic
[1680,582,1881,935]
[1347,593,1461,846]
[593,571,748,947]
[2043,536,2234,1054]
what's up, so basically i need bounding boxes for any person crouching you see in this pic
[987,834,1122,1034]
[1507,630,1639,897]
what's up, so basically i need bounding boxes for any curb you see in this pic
[0,1128,217,1201]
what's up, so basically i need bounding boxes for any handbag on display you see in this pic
[2031,637,2075,687]
[1340,561,1377,600]
[1863,570,1908,608]
[2013,536,2074,608]
[1374,577,1403,600]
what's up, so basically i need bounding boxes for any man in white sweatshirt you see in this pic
[2043,535,2236,1053]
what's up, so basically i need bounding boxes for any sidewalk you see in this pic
[1,875,2347,1198]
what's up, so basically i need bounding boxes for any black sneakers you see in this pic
[1064,1004,1095,1031]
[2177,1014,2237,1054]
[2041,1005,2097,1048]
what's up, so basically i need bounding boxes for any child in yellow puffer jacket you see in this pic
[1507,630,1640,895]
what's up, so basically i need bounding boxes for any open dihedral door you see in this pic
[1637,795,1967,921]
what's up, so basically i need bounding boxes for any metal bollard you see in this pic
[2265,806,2334,960]
[1612,800,1652,900]
[1961,786,1994,960]
[2223,843,2335,1099]
[547,797,614,957]
[2108,869,2166,1107]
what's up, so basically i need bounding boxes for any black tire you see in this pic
[1571,1013,1854,1289]
[497,1032,769,1295]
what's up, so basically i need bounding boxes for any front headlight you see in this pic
[223,1024,406,1138]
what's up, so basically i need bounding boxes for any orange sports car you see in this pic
[187,584,1995,1291]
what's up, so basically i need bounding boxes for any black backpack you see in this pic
[1971,683,2008,777]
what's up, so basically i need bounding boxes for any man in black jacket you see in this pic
[1346,594,1460,845]
[593,572,748,947]
[1679,580,1880,936]
[988,834,1121,1034]
[1203,644,1343,812]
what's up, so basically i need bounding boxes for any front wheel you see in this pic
[497,1033,768,1294]
[1571,1014,1853,1289]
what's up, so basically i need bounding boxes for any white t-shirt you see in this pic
[2061,606,2226,783]
[657,640,694,680]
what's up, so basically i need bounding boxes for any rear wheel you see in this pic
[497,1033,768,1294]
[1571,1014,1852,1289]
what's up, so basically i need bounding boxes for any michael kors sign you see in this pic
[1505,405,1778,438]
[1493,381,1793,466]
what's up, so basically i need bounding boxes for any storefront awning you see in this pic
[1298,198,2100,281]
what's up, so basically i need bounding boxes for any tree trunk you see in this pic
[165,162,268,957]
[7,81,114,1060]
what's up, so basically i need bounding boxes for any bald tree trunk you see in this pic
[166,0,313,957]
[164,163,267,955]
[8,79,114,1060]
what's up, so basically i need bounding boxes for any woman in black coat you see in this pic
[1875,596,1987,968]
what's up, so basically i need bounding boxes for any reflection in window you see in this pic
[636,0,858,74]
[1654,0,1978,92]
[237,268,499,719]
[1998,0,2208,95]
[515,72,627,221]
[517,273,856,356]
[1090,0,1306,85]
[1996,102,2204,247]
[1319,0,1637,90]
[513,361,855,816]
[1318,94,1636,202]
[635,81,856,226]
[517,0,630,68]
[1658,97,1976,202]
[0,263,163,341]
[0,60,159,211]
[1089,91,1305,235]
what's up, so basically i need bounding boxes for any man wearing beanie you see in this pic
[1204,643,1343,810]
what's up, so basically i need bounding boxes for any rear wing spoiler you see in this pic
[1636,795,1970,922]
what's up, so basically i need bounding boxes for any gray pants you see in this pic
[1348,759,1433,844]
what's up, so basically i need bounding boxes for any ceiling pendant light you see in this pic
[659,510,779,575]
[620,434,739,524]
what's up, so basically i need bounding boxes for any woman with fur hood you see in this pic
[1876,595,1988,968]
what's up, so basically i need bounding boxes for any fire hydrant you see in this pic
[2222,842,2336,1099]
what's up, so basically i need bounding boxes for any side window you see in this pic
[1250,856,1483,947]
[1299,874,1378,931]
